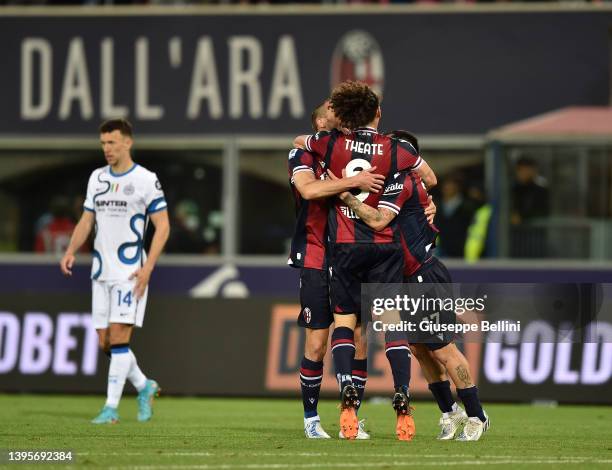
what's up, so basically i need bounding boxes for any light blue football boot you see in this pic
[137,379,160,422]
[91,406,119,424]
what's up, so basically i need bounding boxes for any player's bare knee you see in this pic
[333,313,357,330]
[304,328,328,362]
[305,338,327,361]
[353,326,367,359]
[410,343,429,361]
[432,344,453,365]
[96,329,110,352]
[305,342,326,362]
[109,323,133,345]
[442,343,469,364]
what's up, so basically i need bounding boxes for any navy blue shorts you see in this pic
[297,268,333,329]
[405,257,455,351]
[330,243,404,316]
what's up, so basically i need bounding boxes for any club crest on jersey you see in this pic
[123,183,135,196]
[303,307,312,324]
[330,30,385,96]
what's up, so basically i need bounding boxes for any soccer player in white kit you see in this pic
[60,119,170,424]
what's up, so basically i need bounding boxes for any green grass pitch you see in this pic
[1,394,611,469]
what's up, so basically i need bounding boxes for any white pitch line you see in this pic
[109,459,612,470]
[81,452,599,460]
[79,452,214,457]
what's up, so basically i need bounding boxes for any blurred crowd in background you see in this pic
[16,155,549,261]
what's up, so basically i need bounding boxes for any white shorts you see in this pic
[92,280,148,329]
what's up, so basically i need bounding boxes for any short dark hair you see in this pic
[516,156,537,168]
[330,81,379,129]
[99,119,133,138]
[310,100,328,133]
[386,130,419,153]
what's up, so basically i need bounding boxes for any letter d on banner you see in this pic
[21,38,52,120]
[0,312,20,373]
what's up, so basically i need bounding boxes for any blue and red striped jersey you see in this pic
[305,128,422,244]
[379,171,439,276]
[287,148,328,270]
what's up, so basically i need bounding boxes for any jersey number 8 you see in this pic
[345,158,372,203]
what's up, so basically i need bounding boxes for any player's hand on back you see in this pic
[327,169,351,201]
[130,266,152,299]
[350,166,384,193]
[60,253,75,276]
[424,195,436,225]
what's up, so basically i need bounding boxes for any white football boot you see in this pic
[304,416,331,439]
[455,411,490,441]
[339,419,370,440]
[437,406,468,440]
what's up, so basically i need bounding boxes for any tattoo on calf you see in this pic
[456,365,473,388]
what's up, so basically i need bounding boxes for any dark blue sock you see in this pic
[300,357,323,419]
[331,327,355,391]
[352,358,367,412]
[457,386,486,422]
[385,332,411,390]
[110,343,129,354]
[429,380,455,413]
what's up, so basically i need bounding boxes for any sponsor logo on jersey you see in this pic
[123,183,135,196]
[155,180,162,190]
[383,182,403,196]
[330,30,385,96]
[95,200,128,208]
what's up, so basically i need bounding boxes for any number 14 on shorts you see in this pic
[117,289,133,307]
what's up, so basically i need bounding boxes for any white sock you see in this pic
[304,415,320,425]
[105,346,131,408]
[127,350,147,392]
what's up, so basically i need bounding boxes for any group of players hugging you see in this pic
[58,80,489,440]
[288,81,490,442]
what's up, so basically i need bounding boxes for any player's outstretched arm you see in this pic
[294,167,384,201]
[130,209,170,299]
[327,169,397,232]
[60,210,95,276]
